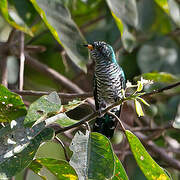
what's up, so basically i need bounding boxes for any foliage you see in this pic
[0,0,180,179]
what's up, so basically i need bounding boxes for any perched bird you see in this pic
[84,41,126,139]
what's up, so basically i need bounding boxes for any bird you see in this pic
[84,41,126,139]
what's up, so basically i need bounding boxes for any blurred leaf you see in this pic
[30,0,89,71]
[137,0,172,34]
[24,92,61,127]
[0,117,54,178]
[0,85,26,123]
[154,0,169,14]
[134,99,144,117]
[112,154,128,180]
[137,37,180,74]
[69,131,115,180]
[13,0,37,26]
[29,158,78,180]
[137,72,179,83]
[106,0,138,27]
[0,0,33,36]
[168,0,180,27]
[125,130,170,180]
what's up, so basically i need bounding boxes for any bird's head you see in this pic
[84,41,116,64]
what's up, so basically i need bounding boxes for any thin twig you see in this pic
[19,32,25,90]
[23,168,29,180]
[54,136,70,161]
[12,89,92,99]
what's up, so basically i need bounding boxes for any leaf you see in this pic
[63,99,84,112]
[137,37,180,74]
[29,158,78,180]
[24,92,61,127]
[0,117,54,178]
[168,0,180,27]
[125,130,170,180]
[137,97,150,107]
[134,99,144,117]
[106,0,138,27]
[0,0,33,36]
[137,81,143,92]
[45,113,79,127]
[154,0,169,14]
[28,160,46,180]
[69,131,115,180]
[112,154,129,180]
[0,85,27,123]
[135,72,178,83]
[30,0,89,71]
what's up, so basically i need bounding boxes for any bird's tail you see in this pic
[93,106,121,139]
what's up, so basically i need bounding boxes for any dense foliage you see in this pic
[0,0,180,179]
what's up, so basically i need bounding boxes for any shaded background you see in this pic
[0,0,180,179]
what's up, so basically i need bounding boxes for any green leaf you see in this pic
[137,81,143,92]
[134,99,144,117]
[24,92,61,127]
[29,158,78,180]
[135,72,178,83]
[106,0,138,27]
[168,0,180,27]
[112,154,129,180]
[28,160,46,180]
[0,117,54,178]
[125,130,171,180]
[154,0,169,14]
[45,113,79,127]
[69,131,115,180]
[30,0,89,71]
[63,99,84,112]
[0,85,27,123]
[0,0,33,36]
[137,97,150,107]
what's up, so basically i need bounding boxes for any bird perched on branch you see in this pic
[84,41,126,139]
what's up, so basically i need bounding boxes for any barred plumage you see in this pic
[85,41,126,138]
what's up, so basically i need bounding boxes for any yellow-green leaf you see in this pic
[134,99,144,117]
[125,130,170,180]
[0,0,33,36]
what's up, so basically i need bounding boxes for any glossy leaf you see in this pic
[24,92,61,127]
[136,72,178,83]
[69,131,115,180]
[0,85,27,123]
[29,158,78,180]
[134,99,144,117]
[30,0,88,71]
[0,117,54,178]
[0,0,33,36]
[112,154,128,180]
[125,130,170,180]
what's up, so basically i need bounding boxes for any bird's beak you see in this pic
[83,44,94,50]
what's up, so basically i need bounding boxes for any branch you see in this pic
[19,32,25,90]
[12,89,92,99]
[24,53,84,93]
[142,81,180,97]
